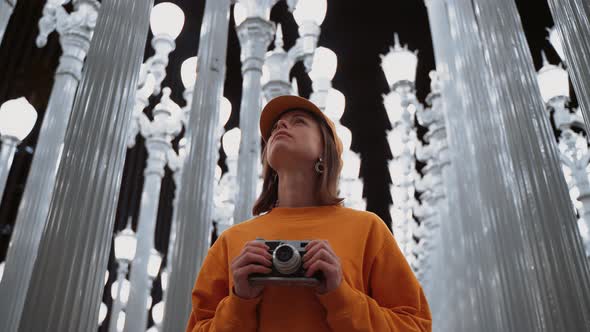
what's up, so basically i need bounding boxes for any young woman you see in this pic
[185,95,432,331]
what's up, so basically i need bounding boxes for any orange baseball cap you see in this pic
[259,95,344,160]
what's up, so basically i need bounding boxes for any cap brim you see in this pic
[260,95,325,141]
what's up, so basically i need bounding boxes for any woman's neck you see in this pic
[276,169,321,208]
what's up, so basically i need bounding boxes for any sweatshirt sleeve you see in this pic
[185,249,262,332]
[316,234,432,331]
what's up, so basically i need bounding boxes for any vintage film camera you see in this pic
[248,238,324,287]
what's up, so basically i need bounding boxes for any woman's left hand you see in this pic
[302,239,343,294]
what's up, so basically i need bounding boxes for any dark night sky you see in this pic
[0,0,562,328]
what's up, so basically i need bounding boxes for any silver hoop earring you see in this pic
[315,157,325,174]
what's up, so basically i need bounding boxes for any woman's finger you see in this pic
[303,248,338,269]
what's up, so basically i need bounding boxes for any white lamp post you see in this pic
[127,3,185,149]
[108,219,137,332]
[232,0,277,224]
[381,33,419,261]
[0,97,37,199]
[6,6,101,311]
[124,89,182,332]
[413,70,450,291]
[217,128,241,234]
[537,53,590,256]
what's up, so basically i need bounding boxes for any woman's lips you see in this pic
[273,130,292,140]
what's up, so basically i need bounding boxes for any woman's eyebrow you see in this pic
[291,113,309,121]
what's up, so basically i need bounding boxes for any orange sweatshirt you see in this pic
[185,205,432,332]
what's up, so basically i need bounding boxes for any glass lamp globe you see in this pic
[181,56,198,89]
[219,97,232,128]
[336,126,352,151]
[578,219,590,244]
[341,151,361,179]
[117,311,126,332]
[293,0,327,26]
[325,89,345,120]
[104,270,109,286]
[150,2,185,39]
[111,279,131,304]
[309,47,337,82]
[98,302,107,325]
[233,2,247,26]
[384,91,403,126]
[0,261,4,283]
[160,268,169,291]
[114,222,137,262]
[178,137,188,160]
[0,97,37,141]
[387,128,405,157]
[222,128,241,158]
[147,249,163,279]
[388,158,406,179]
[152,301,165,325]
[146,295,152,310]
[380,34,418,88]
[215,165,222,183]
[548,27,565,61]
[537,53,569,103]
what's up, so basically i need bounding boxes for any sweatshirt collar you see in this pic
[265,204,344,220]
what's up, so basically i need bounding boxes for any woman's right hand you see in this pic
[231,240,274,299]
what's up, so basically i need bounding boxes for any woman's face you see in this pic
[266,109,324,172]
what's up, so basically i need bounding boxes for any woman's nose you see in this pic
[275,118,288,130]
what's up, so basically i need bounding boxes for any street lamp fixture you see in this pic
[0,97,37,198]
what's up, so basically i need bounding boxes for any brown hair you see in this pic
[252,111,344,215]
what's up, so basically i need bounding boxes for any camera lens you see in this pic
[275,246,293,262]
[272,243,301,275]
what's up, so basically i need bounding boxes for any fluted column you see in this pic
[233,16,274,224]
[124,89,181,332]
[427,0,590,330]
[0,2,99,330]
[16,0,154,330]
[160,0,231,330]
[423,1,466,329]
[546,0,590,134]
[0,0,16,43]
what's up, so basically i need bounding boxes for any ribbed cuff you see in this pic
[227,286,263,314]
[316,279,357,315]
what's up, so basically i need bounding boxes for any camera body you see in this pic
[248,238,323,287]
